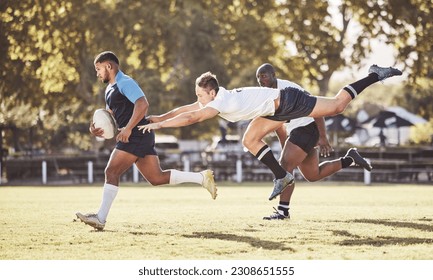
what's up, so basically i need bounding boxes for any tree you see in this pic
[350,0,433,122]
[1,0,431,154]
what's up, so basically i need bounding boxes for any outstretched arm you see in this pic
[138,107,220,132]
[147,102,201,123]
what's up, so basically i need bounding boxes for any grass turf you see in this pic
[0,182,432,260]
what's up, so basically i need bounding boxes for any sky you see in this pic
[328,1,402,83]
[332,40,399,82]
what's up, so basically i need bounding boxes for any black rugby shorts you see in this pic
[115,127,157,158]
[288,121,319,153]
[265,87,317,122]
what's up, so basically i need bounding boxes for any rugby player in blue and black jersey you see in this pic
[76,51,217,231]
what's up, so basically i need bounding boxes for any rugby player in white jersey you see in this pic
[139,65,401,201]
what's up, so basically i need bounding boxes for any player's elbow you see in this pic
[185,112,203,125]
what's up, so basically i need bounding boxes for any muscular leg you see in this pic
[308,89,352,118]
[263,138,308,219]
[308,71,385,118]
[135,155,170,185]
[105,149,138,186]
[278,140,308,203]
[297,149,343,182]
[242,117,288,180]
[242,117,285,155]
[95,149,138,224]
[135,155,217,199]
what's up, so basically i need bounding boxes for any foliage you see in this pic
[351,0,433,83]
[1,0,432,153]
[410,119,433,145]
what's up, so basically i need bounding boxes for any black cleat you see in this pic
[368,64,402,81]
[263,207,290,220]
[345,148,373,171]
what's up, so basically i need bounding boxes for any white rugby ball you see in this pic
[92,109,117,139]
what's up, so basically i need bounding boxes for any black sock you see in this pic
[255,145,287,179]
[340,157,354,168]
[343,73,379,99]
[278,201,289,216]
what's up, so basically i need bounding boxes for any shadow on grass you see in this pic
[336,236,433,247]
[332,219,433,247]
[129,231,158,236]
[349,219,433,232]
[182,232,295,252]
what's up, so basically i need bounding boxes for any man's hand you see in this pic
[137,122,162,133]
[89,122,104,138]
[116,127,132,143]
[317,135,333,157]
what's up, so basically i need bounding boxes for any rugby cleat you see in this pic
[345,148,373,171]
[269,172,294,201]
[76,212,105,231]
[368,64,402,81]
[201,169,217,200]
[263,207,290,220]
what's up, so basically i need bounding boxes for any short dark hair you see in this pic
[196,72,219,93]
[94,51,120,65]
[256,63,275,75]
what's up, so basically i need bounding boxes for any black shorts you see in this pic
[288,121,319,153]
[115,127,157,158]
[265,87,317,122]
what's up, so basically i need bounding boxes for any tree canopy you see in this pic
[1,0,432,153]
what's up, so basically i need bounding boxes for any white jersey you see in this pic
[277,79,315,134]
[205,87,279,122]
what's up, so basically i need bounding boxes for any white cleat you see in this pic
[201,169,217,200]
[76,212,105,231]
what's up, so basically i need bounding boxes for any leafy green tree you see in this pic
[350,0,433,124]
[1,0,432,154]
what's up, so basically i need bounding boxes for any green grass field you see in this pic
[1,182,432,260]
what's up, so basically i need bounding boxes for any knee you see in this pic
[335,104,346,115]
[241,135,252,149]
[280,158,290,169]
[332,99,347,115]
[104,166,120,182]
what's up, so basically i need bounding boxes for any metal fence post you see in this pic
[88,161,93,184]
[236,158,242,183]
[133,164,139,183]
[183,155,190,172]
[42,160,47,184]
[364,158,371,185]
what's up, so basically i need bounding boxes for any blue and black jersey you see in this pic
[104,70,156,157]
[105,70,148,128]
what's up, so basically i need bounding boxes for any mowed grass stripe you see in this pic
[0,183,432,260]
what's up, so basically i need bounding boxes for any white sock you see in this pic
[169,169,203,185]
[97,183,119,223]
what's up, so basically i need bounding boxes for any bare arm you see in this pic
[138,107,220,132]
[117,97,148,143]
[148,102,201,123]
[314,117,333,157]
